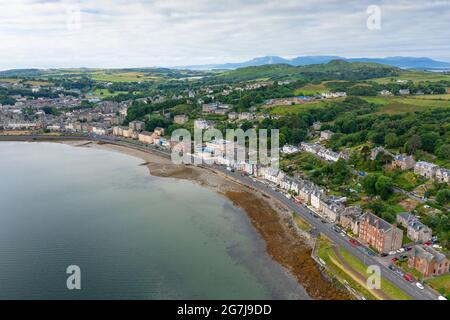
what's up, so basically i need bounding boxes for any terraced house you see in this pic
[358,212,403,254]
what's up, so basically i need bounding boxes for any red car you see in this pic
[424,242,432,246]
[403,274,414,282]
[349,239,359,246]
[391,257,398,263]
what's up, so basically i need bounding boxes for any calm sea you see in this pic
[0,142,309,299]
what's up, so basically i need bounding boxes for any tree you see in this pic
[436,189,450,205]
[240,120,253,132]
[384,132,398,148]
[420,132,440,153]
[375,175,394,200]
[363,173,379,195]
[405,135,422,155]
[437,144,450,160]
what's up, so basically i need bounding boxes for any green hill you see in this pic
[207,60,400,83]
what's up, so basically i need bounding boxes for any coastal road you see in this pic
[1,134,440,300]
[212,166,439,301]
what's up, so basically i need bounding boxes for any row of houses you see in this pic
[372,147,449,184]
[112,123,167,147]
[192,141,447,273]
[255,162,404,254]
[300,142,348,162]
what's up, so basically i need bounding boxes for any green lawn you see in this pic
[317,242,378,300]
[86,88,129,98]
[386,171,423,191]
[425,274,450,297]
[372,71,450,84]
[294,82,328,95]
[268,100,329,115]
[338,248,412,300]
[317,241,412,300]
[361,96,450,114]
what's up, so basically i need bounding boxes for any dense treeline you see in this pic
[325,80,448,96]
[327,108,450,160]
[216,81,307,112]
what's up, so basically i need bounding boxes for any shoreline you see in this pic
[4,139,351,300]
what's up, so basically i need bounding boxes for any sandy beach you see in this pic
[59,139,351,300]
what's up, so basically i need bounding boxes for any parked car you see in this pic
[398,248,405,253]
[381,253,388,257]
[389,250,397,255]
[391,257,398,263]
[366,250,376,257]
[403,274,414,282]
[405,247,412,251]
[349,239,358,246]
[438,295,447,300]
[416,282,424,290]
[332,226,341,233]
[424,242,432,246]
[388,264,395,270]
[320,219,327,224]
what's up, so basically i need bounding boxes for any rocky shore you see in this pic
[64,140,351,300]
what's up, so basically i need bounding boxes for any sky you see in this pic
[0,0,450,70]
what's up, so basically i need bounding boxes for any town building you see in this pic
[396,213,432,243]
[370,146,388,161]
[320,130,335,141]
[399,89,410,95]
[138,131,154,144]
[174,115,188,124]
[414,161,439,179]
[154,127,165,136]
[339,206,363,235]
[320,198,344,223]
[408,245,449,277]
[129,120,145,131]
[435,168,450,184]
[358,212,403,254]
[194,119,214,130]
[392,154,416,170]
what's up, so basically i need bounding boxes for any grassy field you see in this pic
[372,71,450,84]
[337,247,412,300]
[294,82,328,95]
[425,274,450,297]
[89,71,158,82]
[86,88,129,98]
[362,96,450,114]
[386,170,424,191]
[268,100,330,115]
[317,241,412,300]
[293,214,312,232]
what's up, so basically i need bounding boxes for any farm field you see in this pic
[362,96,450,114]
[372,71,450,84]
[294,82,328,95]
[268,99,340,115]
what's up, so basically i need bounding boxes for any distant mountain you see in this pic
[175,55,450,70]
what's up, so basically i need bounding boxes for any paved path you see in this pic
[331,246,390,300]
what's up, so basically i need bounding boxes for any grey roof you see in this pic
[412,245,447,263]
[360,212,392,232]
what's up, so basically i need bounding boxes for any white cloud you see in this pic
[0,0,449,69]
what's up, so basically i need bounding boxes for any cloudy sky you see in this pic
[0,0,449,69]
